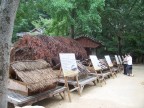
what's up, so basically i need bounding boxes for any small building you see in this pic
[17,28,43,38]
[75,35,103,56]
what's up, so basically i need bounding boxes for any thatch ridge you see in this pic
[11,59,51,71]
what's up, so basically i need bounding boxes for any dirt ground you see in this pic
[9,64,144,108]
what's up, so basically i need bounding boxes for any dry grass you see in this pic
[10,59,58,92]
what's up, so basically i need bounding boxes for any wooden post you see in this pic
[109,67,114,78]
[110,67,117,78]
[100,70,106,84]
[75,75,81,96]
[64,77,71,102]
[59,67,71,102]
[94,70,102,87]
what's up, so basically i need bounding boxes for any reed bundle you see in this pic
[10,59,58,95]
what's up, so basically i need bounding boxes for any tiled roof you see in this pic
[74,35,104,45]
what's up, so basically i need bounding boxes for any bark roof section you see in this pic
[10,35,87,67]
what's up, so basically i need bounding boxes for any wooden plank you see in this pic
[8,79,28,96]
[78,76,96,86]
[8,86,66,107]
[70,87,79,92]
[90,72,111,78]
[58,75,97,93]
[59,75,96,86]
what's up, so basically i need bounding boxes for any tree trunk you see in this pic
[118,36,121,55]
[70,9,75,39]
[117,29,123,55]
[0,0,19,108]
[71,25,74,39]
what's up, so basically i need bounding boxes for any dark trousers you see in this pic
[126,65,132,75]
[123,64,127,75]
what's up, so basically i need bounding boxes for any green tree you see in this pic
[100,0,144,59]
[31,0,105,38]
[13,0,49,42]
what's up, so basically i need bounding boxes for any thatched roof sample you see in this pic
[77,61,90,79]
[10,59,58,94]
[62,61,90,81]
[11,35,87,67]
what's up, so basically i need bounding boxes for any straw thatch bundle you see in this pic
[77,61,90,79]
[11,35,87,67]
[99,59,118,72]
[64,61,90,81]
[99,59,109,70]
[10,59,58,95]
[84,59,109,73]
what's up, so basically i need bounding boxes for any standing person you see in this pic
[126,53,134,76]
[123,54,128,75]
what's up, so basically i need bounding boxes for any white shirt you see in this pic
[123,56,127,64]
[127,56,132,65]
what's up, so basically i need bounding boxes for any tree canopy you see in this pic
[100,0,144,62]
[14,0,104,39]
[13,0,144,62]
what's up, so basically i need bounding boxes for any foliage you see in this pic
[99,0,144,58]
[14,0,105,38]
[71,0,105,36]
[13,0,49,42]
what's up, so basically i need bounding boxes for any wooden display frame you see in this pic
[59,53,97,98]
[118,55,124,70]
[104,55,117,78]
[89,55,110,86]
[114,55,122,72]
